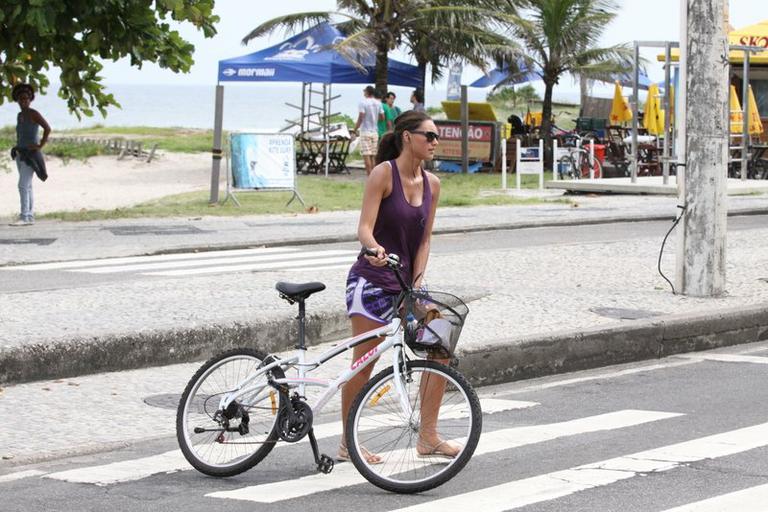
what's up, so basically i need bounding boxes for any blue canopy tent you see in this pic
[468,61,540,88]
[210,22,423,198]
[217,22,422,87]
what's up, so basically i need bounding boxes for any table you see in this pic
[296,137,351,174]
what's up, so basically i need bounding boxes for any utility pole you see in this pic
[676,0,729,296]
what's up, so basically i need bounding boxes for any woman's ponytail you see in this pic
[374,110,432,164]
[376,132,400,164]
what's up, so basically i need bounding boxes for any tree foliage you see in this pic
[0,0,218,118]
[486,84,540,109]
[492,0,632,164]
[242,0,503,96]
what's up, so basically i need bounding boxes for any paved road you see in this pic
[3,341,768,511]
[3,214,768,293]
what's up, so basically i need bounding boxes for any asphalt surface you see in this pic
[2,341,768,511]
[3,203,768,385]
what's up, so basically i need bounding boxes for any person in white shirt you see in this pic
[353,85,384,175]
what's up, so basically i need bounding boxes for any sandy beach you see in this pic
[0,151,215,218]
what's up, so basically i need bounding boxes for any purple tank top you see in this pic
[349,160,432,293]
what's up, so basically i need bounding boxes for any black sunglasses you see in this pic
[410,130,440,143]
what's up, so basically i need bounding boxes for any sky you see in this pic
[96,0,766,97]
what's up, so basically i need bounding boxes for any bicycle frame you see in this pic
[216,316,414,420]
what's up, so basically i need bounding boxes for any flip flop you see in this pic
[337,444,383,465]
[416,439,463,460]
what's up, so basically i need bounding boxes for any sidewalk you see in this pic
[2,193,768,386]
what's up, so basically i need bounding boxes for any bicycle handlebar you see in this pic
[361,247,410,292]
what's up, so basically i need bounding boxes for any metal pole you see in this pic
[461,85,469,174]
[663,43,672,185]
[301,82,307,132]
[631,42,640,182]
[741,52,750,180]
[209,84,225,204]
[516,139,521,190]
[324,83,330,177]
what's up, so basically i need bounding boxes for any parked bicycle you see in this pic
[176,250,482,494]
[557,137,603,179]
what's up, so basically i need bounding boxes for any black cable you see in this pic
[658,204,687,295]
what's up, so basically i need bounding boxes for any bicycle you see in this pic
[176,250,482,494]
[558,143,603,179]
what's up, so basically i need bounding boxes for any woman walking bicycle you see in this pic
[341,110,461,463]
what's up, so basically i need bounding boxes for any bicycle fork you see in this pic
[392,344,414,422]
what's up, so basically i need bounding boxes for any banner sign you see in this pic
[433,120,497,162]
[230,133,295,189]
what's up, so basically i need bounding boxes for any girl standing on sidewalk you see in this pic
[340,111,460,463]
[10,83,50,226]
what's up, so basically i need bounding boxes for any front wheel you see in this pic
[176,348,283,477]
[346,360,482,494]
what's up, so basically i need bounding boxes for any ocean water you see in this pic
[0,82,583,131]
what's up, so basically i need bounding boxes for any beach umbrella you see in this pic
[730,85,744,133]
[643,83,665,135]
[748,85,764,136]
[609,81,632,124]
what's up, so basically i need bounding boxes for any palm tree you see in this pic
[399,4,514,93]
[493,0,633,165]
[241,1,502,95]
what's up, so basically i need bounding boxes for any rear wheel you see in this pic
[176,348,283,477]
[346,360,482,494]
[576,151,602,179]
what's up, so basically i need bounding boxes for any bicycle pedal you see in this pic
[316,454,334,474]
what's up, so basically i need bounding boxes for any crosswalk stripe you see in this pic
[143,255,357,276]
[0,470,46,483]
[681,353,768,365]
[44,398,529,486]
[7,247,299,271]
[660,483,768,511]
[388,420,768,512]
[45,450,188,486]
[206,409,681,504]
[76,250,358,274]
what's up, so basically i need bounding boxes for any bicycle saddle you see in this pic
[275,281,326,302]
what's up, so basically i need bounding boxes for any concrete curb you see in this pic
[458,302,768,387]
[0,311,351,385]
[4,301,768,386]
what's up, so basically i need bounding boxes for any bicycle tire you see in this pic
[176,348,284,477]
[576,151,602,179]
[346,360,482,494]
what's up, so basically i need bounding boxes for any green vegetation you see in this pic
[45,140,105,162]
[39,171,566,222]
[426,106,445,117]
[487,84,541,110]
[63,126,214,153]
[2,1,218,118]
